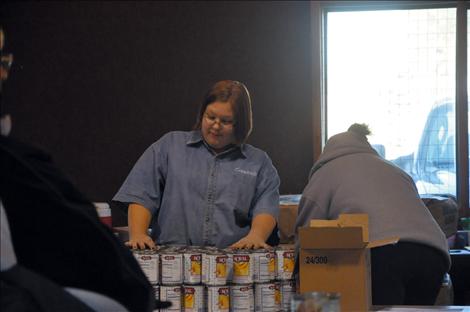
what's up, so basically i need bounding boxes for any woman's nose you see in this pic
[212,121,221,129]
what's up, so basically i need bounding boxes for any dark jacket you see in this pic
[0,135,154,312]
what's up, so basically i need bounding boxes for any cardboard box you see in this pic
[299,214,399,312]
[279,194,301,244]
[421,195,459,238]
[279,204,298,243]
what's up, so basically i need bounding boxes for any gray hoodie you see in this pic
[295,131,450,270]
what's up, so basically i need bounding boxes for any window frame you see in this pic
[311,0,469,216]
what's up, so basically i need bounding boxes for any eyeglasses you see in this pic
[204,113,235,128]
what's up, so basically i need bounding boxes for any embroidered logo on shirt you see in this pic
[234,168,257,177]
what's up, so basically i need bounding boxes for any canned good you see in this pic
[165,244,187,252]
[202,249,228,285]
[133,249,159,284]
[160,248,184,285]
[153,284,160,301]
[280,280,296,312]
[254,281,281,312]
[183,285,205,312]
[206,285,230,312]
[252,249,276,283]
[225,249,233,283]
[160,285,182,311]
[275,245,295,280]
[230,284,254,312]
[152,284,160,312]
[232,250,253,284]
[183,247,202,284]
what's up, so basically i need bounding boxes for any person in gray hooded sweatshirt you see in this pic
[295,123,450,305]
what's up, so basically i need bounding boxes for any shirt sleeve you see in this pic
[250,153,280,221]
[112,139,168,215]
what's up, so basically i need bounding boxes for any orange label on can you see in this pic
[216,262,227,278]
[275,285,281,305]
[219,293,229,309]
[191,260,201,275]
[268,256,275,273]
[283,257,294,273]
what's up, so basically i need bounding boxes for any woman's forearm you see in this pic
[249,213,276,242]
[128,203,152,237]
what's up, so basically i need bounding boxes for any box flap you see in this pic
[338,214,369,242]
[309,214,369,242]
[309,219,339,227]
[367,237,399,248]
[299,226,367,249]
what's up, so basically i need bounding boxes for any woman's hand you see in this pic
[230,213,276,249]
[125,233,156,250]
[230,232,270,249]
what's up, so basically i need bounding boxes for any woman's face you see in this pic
[201,101,236,153]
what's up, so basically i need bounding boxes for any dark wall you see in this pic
[1,1,313,202]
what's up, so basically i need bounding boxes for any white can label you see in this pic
[202,253,228,285]
[134,252,159,284]
[160,286,181,311]
[184,252,202,284]
[255,282,281,312]
[230,284,254,312]
[253,250,276,282]
[161,253,183,285]
[280,280,296,312]
[183,285,205,312]
[206,286,230,312]
[276,249,295,280]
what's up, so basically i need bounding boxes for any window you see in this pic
[312,1,469,214]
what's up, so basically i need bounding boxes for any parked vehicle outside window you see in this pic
[384,102,468,196]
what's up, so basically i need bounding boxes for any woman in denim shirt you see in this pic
[113,80,280,250]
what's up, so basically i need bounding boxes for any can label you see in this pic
[184,251,202,284]
[133,249,159,284]
[280,280,296,312]
[160,251,184,285]
[206,285,230,312]
[160,285,182,311]
[255,282,281,312]
[183,285,205,312]
[253,250,276,282]
[232,252,253,284]
[230,284,254,312]
[276,247,295,280]
[226,251,233,283]
[152,284,160,304]
[202,252,228,285]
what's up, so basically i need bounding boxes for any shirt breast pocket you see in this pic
[228,171,258,217]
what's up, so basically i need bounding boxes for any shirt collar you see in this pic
[187,130,247,158]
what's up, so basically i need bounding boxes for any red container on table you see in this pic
[94,202,112,227]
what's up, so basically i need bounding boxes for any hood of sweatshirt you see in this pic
[310,131,379,178]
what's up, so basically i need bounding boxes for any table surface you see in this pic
[373,306,470,311]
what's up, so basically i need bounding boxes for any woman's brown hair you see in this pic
[194,80,253,144]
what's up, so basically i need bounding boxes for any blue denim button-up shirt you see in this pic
[113,130,280,248]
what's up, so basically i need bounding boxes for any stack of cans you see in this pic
[132,244,296,312]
